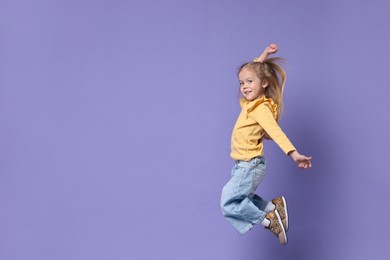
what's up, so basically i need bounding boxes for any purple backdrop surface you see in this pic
[1,0,390,259]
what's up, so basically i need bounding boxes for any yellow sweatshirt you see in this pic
[230,96,296,161]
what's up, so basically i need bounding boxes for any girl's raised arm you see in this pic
[254,43,279,62]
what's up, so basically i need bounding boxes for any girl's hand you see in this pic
[288,150,312,169]
[265,43,278,54]
[255,43,279,62]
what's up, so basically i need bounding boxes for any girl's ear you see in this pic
[262,80,269,89]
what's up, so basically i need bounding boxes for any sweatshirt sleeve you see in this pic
[250,103,296,155]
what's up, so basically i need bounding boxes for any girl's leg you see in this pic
[220,157,267,234]
[251,194,269,212]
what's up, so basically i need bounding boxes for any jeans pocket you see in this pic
[251,168,265,190]
[236,161,249,169]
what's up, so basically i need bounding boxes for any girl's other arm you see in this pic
[253,104,312,169]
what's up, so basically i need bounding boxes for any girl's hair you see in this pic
[238,57,287,122]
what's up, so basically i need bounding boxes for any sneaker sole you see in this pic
[274,210,288,245]
[281,196,289,231]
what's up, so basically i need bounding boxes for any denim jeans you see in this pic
[221,156,268,234]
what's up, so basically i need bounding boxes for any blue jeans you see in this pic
[221,156,268,234]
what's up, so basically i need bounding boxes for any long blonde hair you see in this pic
[238,57,287,122]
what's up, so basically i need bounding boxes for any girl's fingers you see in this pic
[298,161,312,169]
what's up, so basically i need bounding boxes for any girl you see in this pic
[220,44,312,245]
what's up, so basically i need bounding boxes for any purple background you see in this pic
[1,0,390,259]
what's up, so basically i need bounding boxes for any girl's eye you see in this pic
[239,82,244,86]
[247,80,253,83]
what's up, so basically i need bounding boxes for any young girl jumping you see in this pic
[220,44,312,245]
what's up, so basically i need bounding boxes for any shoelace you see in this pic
[266,213,283,236]
[274,200,285,219]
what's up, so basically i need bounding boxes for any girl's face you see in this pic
[239,68,266,101]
